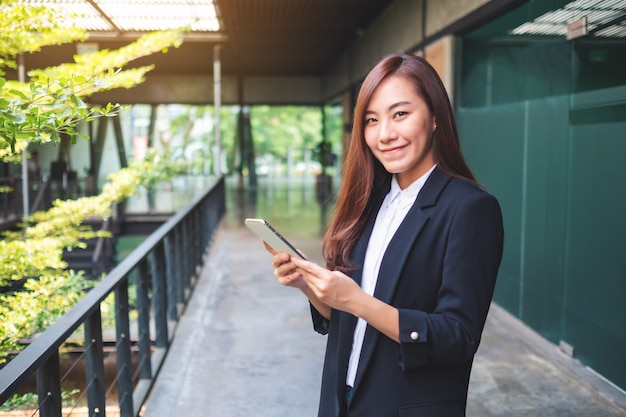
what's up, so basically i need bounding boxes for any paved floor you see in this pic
[141,219,626,417]
[141,223,326,417]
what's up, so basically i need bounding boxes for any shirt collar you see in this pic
[388,164,437,209]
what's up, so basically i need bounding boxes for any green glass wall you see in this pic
[456,1,626,390]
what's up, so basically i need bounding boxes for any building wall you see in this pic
[90,75,325,106]
[322,0,494,101]
[456,2,626,391]
[323,0,626,393]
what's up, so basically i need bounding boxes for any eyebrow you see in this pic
[364,100,412,115]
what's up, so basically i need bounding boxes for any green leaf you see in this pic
[10,113,26,124]
[0,4,183,156]
[8,89,28,100]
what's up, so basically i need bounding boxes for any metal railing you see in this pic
[0,176,22,228]
[0,176,226,417]
[1,174,88,230]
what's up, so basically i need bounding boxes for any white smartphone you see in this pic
[244,218,307,260]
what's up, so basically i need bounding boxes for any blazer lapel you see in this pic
[352,168,451,392]
[376,168,450,302]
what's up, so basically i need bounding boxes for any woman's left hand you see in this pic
[292,257,400,342]
[291,257,363,314]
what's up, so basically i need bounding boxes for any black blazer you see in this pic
[311,168,504,417]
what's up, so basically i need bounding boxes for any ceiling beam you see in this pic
[86,31,228,43]
[589,12,626,36]
[85,0,122,32]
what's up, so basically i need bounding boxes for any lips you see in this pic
[380,144,407,154]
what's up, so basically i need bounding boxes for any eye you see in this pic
[364,117,377,125]
[394,111,408,118]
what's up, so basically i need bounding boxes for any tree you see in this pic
[0,0,186,363]
[0,0,184,156]
[0,150,188,363]
[250,105,323,160]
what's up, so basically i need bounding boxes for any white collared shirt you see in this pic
[346,165,436,387]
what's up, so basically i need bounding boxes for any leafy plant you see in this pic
[0,388,79,411]
[0,151,189,364]
[0,392,38,411]
[0,0,184,156]
[0,0,191,367]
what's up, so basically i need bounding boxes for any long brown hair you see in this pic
[323,53,476,271]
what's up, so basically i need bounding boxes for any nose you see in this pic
[378,119,398,142]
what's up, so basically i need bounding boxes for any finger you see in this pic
[275,268,304,287]
[293,266,324,290]
[263,240,277,255]
[272,252,292,269]
[292,257,326,275]
[274,261,296,277]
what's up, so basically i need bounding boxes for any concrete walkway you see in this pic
[141,219,626,417]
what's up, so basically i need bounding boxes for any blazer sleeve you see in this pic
[311,303,330,335]
[397,190,504,370]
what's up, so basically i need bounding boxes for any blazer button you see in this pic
[410,331,419,340]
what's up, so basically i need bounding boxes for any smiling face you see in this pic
[363,75,436,189]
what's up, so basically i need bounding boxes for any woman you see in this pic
[267,53,504,417]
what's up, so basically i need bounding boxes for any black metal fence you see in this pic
[1,175,83,231]
[0,176,225,417]
[0,176,22,229]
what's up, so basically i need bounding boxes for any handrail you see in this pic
[0,175,226,417]
[0,177,20,228]
[91,217,113,278]
[30,175,53,214]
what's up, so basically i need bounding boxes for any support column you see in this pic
[112,116,128,168]
[213,45,222,175]
[19,54,29,217]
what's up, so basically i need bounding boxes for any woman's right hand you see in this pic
[264,241,308,288]
[264,241,332,320]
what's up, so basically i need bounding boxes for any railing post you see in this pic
[151,242,169,347]
[115,279,134,417]
[194,207,203,269]
[36,351,62,417]
[84,307,107,417]
[202,194,212,252]
[174,226,185,306]
[165,233,179,321]
[2,187,8,221]
[188,215,195,281]
[136,259,153,380]
[182,218,191,289]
